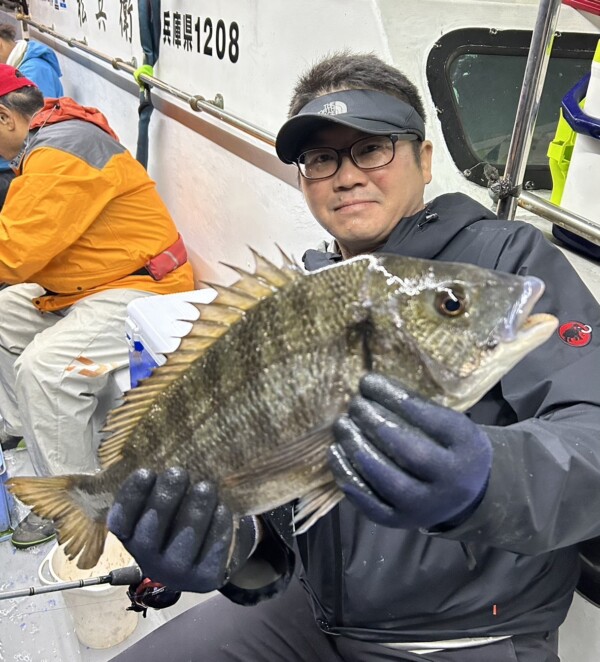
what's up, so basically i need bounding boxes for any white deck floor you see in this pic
[0,446,208,661]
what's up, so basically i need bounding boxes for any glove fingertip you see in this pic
[340,477,397,527]
[359,373,409,399]
[111,470,157,535]
[106,502,128,540]
[162,466,190,483]
[327,442,349,474]
[332,415,365,449]
[328,443,369,492]
[131,467,158,484]
[189,480,218,503]
[117,468,157,501]
[359,374,426,417]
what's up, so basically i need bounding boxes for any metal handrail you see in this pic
[13,12,600,247]
[519,192,600,246]
[16,13,276,147]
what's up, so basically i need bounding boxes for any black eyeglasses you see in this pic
[296,133,417,180]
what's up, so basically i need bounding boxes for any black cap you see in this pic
[276,89,425,164]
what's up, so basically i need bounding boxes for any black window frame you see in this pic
[426,28,599,190]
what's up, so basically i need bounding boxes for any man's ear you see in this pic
[420,140,433,185]
[0,105,14,129]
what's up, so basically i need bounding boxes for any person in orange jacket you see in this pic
[0,64,195,547]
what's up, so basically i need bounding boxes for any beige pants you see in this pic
[0,284,151,475]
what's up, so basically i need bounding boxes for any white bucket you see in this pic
[38,533,139,649]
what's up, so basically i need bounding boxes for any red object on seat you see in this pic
[145,234,188,281]
[563,0,600,16]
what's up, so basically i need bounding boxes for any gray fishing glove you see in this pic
[329,373,492,530]
[107,467,258,593]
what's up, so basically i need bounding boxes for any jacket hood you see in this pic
[303,192,497,270]
[30,97,119,141]
[21,41,62,78]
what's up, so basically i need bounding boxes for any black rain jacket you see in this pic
[222,192,600,643]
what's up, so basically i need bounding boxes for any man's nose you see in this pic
[333,154,367,188]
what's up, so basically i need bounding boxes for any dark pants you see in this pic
[110,578,559,662]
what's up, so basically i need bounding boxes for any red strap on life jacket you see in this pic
[30,97,119,141]
[144,234,188,281]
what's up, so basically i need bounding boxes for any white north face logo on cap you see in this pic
[318,101,348,116]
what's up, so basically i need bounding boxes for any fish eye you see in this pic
[436,287,468,317]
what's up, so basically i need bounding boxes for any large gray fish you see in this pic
[9,250,557,568]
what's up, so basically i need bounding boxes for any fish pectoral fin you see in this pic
[7,475,108,569]
[221,425,344,532]
[293,480,344,535]
[221,425,335,492]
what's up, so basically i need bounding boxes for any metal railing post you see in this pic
[496,0,563,220]
[518,191,600,245]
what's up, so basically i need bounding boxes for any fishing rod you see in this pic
[0,565,142,601]
[0,565,182,616]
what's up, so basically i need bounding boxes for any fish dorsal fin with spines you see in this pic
[98,249,303,470]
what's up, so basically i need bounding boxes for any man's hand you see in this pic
[107,467,256,593]
[329,373,492,530]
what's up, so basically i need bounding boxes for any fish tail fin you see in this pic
[7,474,109,569]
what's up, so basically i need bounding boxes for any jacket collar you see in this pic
[303,193,496,271]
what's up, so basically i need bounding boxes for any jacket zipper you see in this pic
[332,507,343,628]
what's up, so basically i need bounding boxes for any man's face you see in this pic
[300,125,433,258]
[0,40,11,65]
[0,105,29,160]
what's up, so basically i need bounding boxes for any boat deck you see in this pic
[0,446,207,661]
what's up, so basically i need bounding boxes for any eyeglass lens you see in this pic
[298,135,397,180]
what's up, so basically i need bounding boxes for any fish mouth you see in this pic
[495,276,557,345]
[516,312,559,343]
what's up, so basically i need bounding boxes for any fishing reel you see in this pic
[127,577,182,618]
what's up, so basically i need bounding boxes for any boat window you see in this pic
[426,29,598,190]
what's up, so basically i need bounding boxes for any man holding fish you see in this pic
[15,53,600,661]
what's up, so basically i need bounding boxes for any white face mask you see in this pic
[6,41,28,69]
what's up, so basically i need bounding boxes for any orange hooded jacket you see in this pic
[0,97,194,311]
